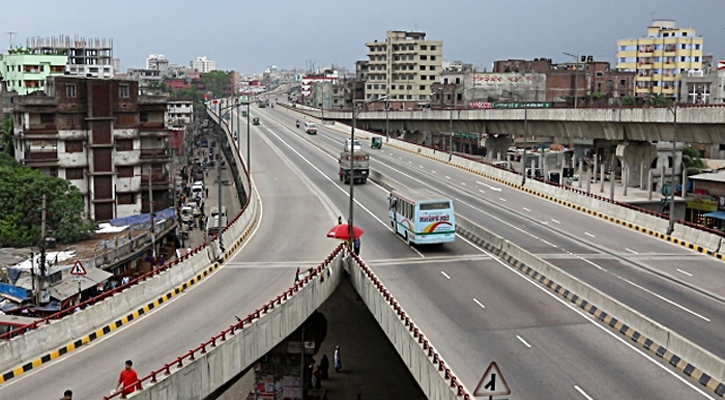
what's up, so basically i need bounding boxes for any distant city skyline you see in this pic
[2,0,724,75]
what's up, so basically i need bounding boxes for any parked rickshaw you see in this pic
[252,117,260,126]
[242,110,248,117]
[371,136,383,149]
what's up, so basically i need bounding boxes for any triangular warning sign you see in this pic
[70,260,87,276]
[474,361,511,397]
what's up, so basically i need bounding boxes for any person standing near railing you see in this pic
[115,360,142,398]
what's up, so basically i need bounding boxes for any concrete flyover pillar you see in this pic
[484,134,512,161]
[615,141,657,188]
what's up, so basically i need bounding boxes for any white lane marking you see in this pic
[408,161,412,164]
[574,385,595,400]
[516,335,532,348]
[456,235,715,399]
[461,182,467,186]
[523,207,531,212]
[473,298,485,309]
[432,170,437,174]
[551,219,560,224]
[445,175,451,179]
[584,232,595,238]
[479,190,486,194]
[625,248,639,255]
[619,277,710,321]
[676,269,693,277]
[419,165,424,168]
[476,180,502,192]
[263,125,425,261]
[441,271,451,280]
[499,197,507,202]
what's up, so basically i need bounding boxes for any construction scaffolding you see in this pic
[26,35,113,65]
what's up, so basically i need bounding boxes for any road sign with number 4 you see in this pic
[474,361,511,397]
[70,260,87,276]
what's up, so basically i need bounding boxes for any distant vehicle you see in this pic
[304,122,317,135]
[388,189,456,245]
[338,150,369,184]
[343,138,362,152]
[180,206,194,224]
[206,216,222,236]
[187,201,202,217]
[191,181,204,197]
[209,206,228,225]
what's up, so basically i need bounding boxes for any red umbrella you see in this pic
[326,224,364,240]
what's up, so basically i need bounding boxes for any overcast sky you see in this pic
[3,0,724,75]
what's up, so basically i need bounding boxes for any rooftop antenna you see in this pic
[4,32,17,50]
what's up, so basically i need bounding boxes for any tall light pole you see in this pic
[563,52,579,108]
[667,104,677,236]
[349,96,386,245]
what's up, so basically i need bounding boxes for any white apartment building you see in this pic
[166,98,194,130]
[147,54,170,73]
[365,31,443,107]
[26,36,115,79]
[191,56,216,73]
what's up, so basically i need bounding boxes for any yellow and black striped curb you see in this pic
[457,227,725,398]
[385,141,723,261]
[0,206,259,385]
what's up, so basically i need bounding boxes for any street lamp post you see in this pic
[667,104,677,236]
[349,96,386,246]
[563,52,579,108]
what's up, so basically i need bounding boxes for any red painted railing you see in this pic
[102,245,344,400]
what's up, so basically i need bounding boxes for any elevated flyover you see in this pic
[314,105,725,143]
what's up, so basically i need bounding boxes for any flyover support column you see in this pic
[616,142,657,188]
[484,135,512,163]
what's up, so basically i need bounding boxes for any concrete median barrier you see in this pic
[129,248,345,400]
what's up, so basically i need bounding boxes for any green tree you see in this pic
[0,154,95,247]
[646,93,673,107]
[682,147,707,176]
[200,70,231,99]
[621,95,636,106]
[148,80,169,93]
[0,117,15,157]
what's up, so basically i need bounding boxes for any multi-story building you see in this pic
[365,30,443,109]
[26,36,115,79]
[190,56,216,73]
[680,56,725,104]
[616,20,704,100]
[492,58,634,105]
[146,54,169,73]
[0,53,68,95]
[166,97,194,130]
[125,68,163,95]
[13,76,171,221]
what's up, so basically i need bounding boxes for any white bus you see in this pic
[388,189,456,245]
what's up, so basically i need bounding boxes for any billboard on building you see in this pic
[466,73,546,103]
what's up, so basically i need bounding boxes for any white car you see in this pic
[343,139,362,152]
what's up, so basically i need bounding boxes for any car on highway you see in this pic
[304,122,317,135]
[343,138,361,152]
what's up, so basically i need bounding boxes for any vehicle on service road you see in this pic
[304,122,317,135]
[388,189,456,245]
[338,150,369,184]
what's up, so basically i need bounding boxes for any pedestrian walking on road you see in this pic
[205,187,209,198]
[60,389,73,400]
[116,359,142,398]
[353,237,361,256]
[320,354,330,379]
[334,345,342,372]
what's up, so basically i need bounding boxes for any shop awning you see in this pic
[704,211,725,221]
[47,268,113,302]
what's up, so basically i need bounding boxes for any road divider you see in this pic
[368,168,725,398]
[107,245,346,400]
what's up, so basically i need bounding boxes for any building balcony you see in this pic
[22,151,59,167]
[24,123,58,134]
[141,199,171,214]
[139,121,166,130]
[115,149,141,165]
[140,148,171,161]
[140,172,170,187]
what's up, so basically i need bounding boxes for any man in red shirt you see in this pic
[116,360,142,398]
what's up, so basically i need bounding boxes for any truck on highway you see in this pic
[338,150,369,184]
